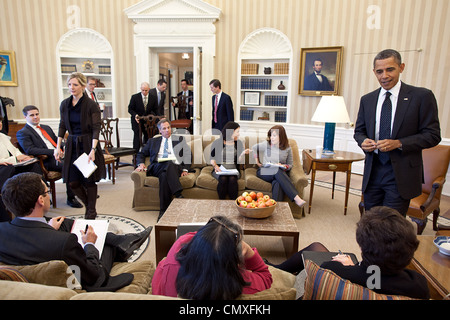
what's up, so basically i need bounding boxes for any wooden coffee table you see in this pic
[154,199,300,264]
[408,235,450,300]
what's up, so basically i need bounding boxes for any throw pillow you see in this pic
[0,266,28,282]
[303,260,415,300]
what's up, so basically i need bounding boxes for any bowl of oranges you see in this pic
[235,191,277,219]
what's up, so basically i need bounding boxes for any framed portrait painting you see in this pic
[298,46,343,96]
[0,50,18,87]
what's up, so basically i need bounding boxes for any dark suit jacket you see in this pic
[354,82,441,199]
[148,88,166,116]
[128,92,146,133]
[303,73,333,91]
[211,92,234,132]
[177,90,193,119]
[17,124,57,158]
[0,218,105,289]
[136,135,191,173]
[0,97,9,134]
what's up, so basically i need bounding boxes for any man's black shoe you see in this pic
[117,226,152,261]
[67,198,83,208]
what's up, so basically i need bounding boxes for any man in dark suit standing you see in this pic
[354,49,441,216]
[174,79,193,120]
[136,119,191,220]
[128,82,151,152]
[303,58,333,91]
[147,79,167,117]
[210,79,234,132]
[0,96,11,134]
[0,172,151,291]
[16,105,82,208]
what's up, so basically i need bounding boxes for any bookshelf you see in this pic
[237,29,293,124]
[57,28,115,118]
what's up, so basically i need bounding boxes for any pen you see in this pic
[338,250,343,255]
[85,224,89,233]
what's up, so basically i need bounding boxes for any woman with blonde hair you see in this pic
[54,73,105,219]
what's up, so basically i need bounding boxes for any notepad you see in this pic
[215,165,239,175]
[73,153,97,178]
[71,219,109,258]
[13,158,38,167]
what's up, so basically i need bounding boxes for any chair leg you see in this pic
[432,208,440,231]
[410,217,427,235]
[50,181,57,208]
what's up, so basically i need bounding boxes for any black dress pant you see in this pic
[148,161,183,212]
[363,154,410,216]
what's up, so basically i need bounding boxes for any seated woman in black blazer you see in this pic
[210,121,249,199]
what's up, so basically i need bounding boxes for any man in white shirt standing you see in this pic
[16,105,83,208]
[86,77,98,104]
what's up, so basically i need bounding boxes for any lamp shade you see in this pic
[311,96,350,124]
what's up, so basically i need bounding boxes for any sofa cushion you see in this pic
[110,260,155,294]
[0,280,78,300]
[244,167,272,192]
[0,260,81,288]
[196,166,246,192]
[303,260,415,300]
[238,265,297,300]
[0,266,28,282]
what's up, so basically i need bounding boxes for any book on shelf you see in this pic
[241,63,259,75]
[265,95,287,107]
[274,62,289,74]
[240,109,254,121]
[275,111,287,123]
[241,78,272,90]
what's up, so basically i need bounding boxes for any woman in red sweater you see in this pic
[152,216,273,299]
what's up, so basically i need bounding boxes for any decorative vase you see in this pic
[278,81,285,90]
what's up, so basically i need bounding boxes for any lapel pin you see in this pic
[404,98,409,101]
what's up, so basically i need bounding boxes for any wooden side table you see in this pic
[302,149,365,215]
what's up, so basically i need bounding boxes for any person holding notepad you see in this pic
[252,125,306,208]
[210,121,249,199]
[0,172,152,292]
[136,119,191,221]
[54,73,106,219]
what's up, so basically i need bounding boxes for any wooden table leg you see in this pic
[308,169,316,214]
[344,168,351,215]
[332,171,336,199]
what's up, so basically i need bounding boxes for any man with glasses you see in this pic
[0,172,152,291]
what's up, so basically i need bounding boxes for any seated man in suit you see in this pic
[0,172,152,292]
[136,119,191,221]
[16,105,82,208]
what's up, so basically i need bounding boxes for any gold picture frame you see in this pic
[0,50,18,87]
[299,46,343,96]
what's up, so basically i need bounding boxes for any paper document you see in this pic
[73,153,97,178]
[158,156,177,163]
[216,165,239,175]
[71,219,109,257]
[263,162,287,170]
[13,158,38,167]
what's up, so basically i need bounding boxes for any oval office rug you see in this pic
[66,214,149,262]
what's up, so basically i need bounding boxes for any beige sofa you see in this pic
[131,135,308,218]
[0,260,297,300]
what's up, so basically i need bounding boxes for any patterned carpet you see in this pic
[66,214,149,262]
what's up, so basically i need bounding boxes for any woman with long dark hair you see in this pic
[210,121,249,199]
[252,125,306,208]
[152,216,272,299]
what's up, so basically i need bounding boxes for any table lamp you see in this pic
[311,95,350,154]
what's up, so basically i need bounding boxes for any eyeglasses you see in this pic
[41,190,51,197]
[208,217,241,243]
